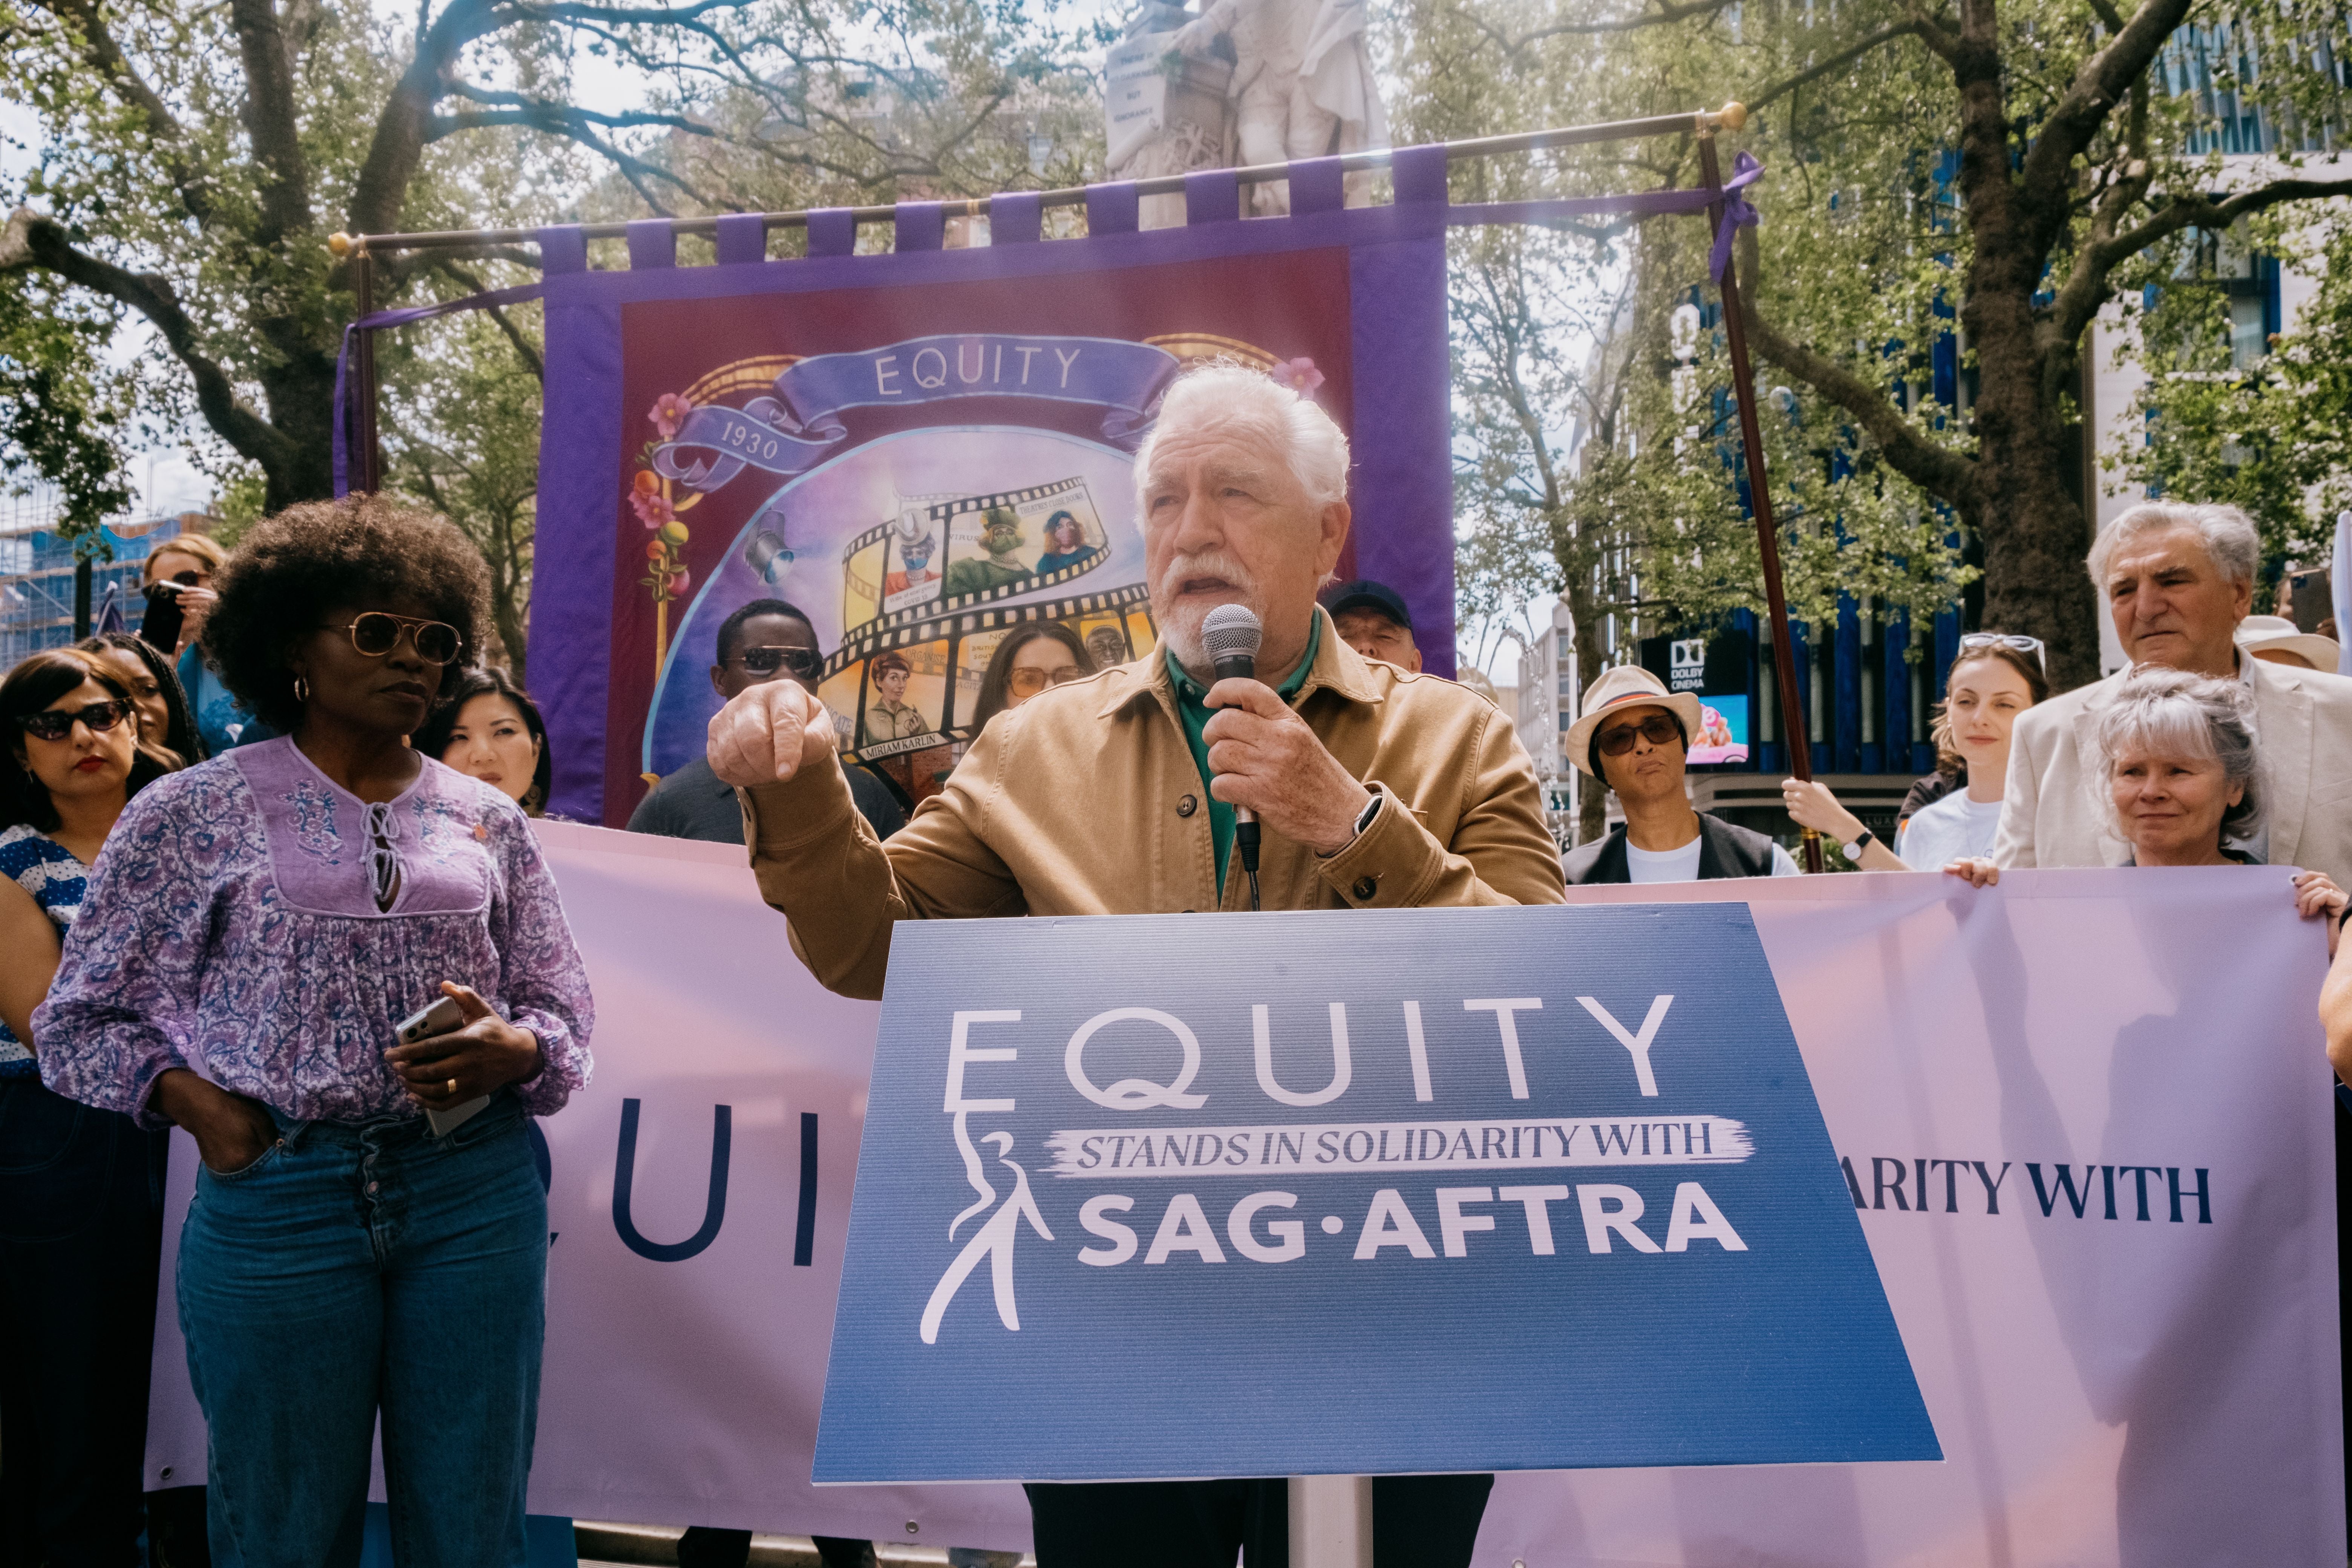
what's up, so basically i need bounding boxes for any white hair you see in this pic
[2092,664,2263,844]
[1132,361,1350,520]
[2087,501,2260,591]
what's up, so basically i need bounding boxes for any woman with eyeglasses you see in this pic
[34,496,595,1566]
[968,620,1098,733]
[1780,635,2050,871]
[0,648,184,1563]
[629,596,904,845]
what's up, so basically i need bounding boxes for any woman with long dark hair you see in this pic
[0,648,183,1563]
[80,629,207,765]
[412,666,552,816]
[36,496,594,1566]
[968,620,1098,733]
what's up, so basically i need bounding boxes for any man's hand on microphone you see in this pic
[1204,679,1373,856]
[708,678,836,787]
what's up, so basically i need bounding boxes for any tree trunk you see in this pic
[256,350,341,508]
[1962,287,2104,691]
[1569,597,1610,844]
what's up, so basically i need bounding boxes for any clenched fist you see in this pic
[708,676,837,787]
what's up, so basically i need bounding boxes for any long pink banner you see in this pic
[145,826,2344,1564]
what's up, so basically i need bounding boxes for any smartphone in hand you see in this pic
[394,995,491,1138]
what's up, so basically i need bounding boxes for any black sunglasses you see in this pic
[320,612,464,665]
[17,699,132,743]
[735,645,824,678]
[1597,713,1684,756]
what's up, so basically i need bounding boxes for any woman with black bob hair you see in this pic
[78,629,207,766]
[412,666,553,817]
[35,496,595,1566]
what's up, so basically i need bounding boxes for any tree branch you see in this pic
[1746,20,1938,111]
[423,107,714,207]
[2014,0,2196,253]
[0,208,295,474]
[1443,0,1733,54]
[228,0,313,247]
[2052,171,2352,350]
[1736,233,1976,503]
[433,259,544,381]
[32,0,217,225]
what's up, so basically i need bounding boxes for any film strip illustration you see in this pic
[840,475,1112,642]
[820,581,1157,770]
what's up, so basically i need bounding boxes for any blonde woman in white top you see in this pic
[1781,636,2049,870]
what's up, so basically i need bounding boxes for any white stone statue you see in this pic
[1105,0,1385,222]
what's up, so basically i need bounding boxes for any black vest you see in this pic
[1562,813,1782,885]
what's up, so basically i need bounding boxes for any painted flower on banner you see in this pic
[1271,357,1325,398]
[649,392,694,439]
[631,489,675,528]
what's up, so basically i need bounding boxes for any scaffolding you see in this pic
[0,510,216,668]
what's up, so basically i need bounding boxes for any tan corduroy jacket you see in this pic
[740,608,1566,998]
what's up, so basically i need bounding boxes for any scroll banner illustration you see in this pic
[528,157,1456,827]
[651,335,1182,493]
[139,843,2345,1564]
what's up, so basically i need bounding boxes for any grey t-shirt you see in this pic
[627,754,905,845]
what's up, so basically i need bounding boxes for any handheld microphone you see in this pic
[1200,603,1263,881]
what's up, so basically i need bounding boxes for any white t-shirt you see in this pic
[1623,835,1802,883]
[1894,791,2003,870]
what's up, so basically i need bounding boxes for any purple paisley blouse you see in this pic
[35,735,593,1127]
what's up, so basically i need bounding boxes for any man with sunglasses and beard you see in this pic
[1563,666,1800,884]
[631,598,905,845]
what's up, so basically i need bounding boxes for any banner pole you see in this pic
[1698,116,1822,873]
[352,241,382,494]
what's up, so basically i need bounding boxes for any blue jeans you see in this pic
[178,1093,548,1568]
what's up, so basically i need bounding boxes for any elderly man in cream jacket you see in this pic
[1994,500,2352,885]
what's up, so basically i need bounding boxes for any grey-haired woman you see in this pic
[1950,666,2346,948]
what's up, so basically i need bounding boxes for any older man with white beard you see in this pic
[706,360,1561,1566]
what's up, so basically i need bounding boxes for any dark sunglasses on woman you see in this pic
[321,612,465,665]
[17,699,133,742]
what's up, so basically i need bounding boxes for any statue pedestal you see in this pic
[1105,32,1235,230]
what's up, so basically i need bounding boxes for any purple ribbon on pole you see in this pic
[332,283,544,496]
[1445,149,1764,281]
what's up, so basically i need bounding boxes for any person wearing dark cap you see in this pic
[629,599,905,844]
[1324,579,1422,672]
[1563,665,1799,883]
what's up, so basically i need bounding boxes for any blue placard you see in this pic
[815,903,1939,1482]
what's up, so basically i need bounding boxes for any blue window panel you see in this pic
[1834,594,1862,773]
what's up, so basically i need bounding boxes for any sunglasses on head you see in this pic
[737,645,824,678]
[321,612,464,665]
[17,699,132,743]
[1958,632,2046,668]
[1596,713,1684,756]
[1007,665,1089,697]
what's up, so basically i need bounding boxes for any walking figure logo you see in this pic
[920,1110,1053,1344]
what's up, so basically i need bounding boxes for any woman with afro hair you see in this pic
[35,496,595,1567]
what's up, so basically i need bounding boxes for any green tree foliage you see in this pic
[2124,213,2352,573]
[0,272,134,545]
[1397,0,1972,833]
[1393,0,2352,689]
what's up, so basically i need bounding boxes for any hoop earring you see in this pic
[293,675,311,704]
